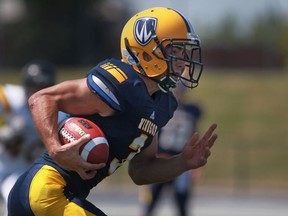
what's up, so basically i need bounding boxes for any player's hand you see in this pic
[180,123,218,170]
[49,134,106,180]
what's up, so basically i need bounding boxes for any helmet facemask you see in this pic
[152,35,203,92]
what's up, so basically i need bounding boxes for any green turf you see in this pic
[1,67,287,192]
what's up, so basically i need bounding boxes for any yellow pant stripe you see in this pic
[29,165,95,216]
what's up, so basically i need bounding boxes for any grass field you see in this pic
[184,68,288,193]
[1,67,287,194]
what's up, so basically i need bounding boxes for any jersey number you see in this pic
[109,134,148,174]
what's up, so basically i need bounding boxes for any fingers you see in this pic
[82,161,106,171]
[60,134,91,151]
[198,145,212,167]
[77,169,97,180]
[203,129,218,160]
[200,124,217,147]
[75,134,92,147]
[208,134,218,148]
[204,145,211,158]
[187,124,217,148]
[189,132,200,146]
[203,124,217,142]
[77,162,106,180]
[201,124,217,160]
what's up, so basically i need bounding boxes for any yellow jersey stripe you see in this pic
[101,63,128,83]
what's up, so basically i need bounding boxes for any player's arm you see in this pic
[28,78,114,180]
[128,124,218,185]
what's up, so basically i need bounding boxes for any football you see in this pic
[58,117,109,164]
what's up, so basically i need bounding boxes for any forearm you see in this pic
[129,124,218,185]
[28,79,86,155]
[28,91,61,155]
[128,154,187,185]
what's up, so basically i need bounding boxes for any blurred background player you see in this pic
[0,60,56,213]
[140,83,202,216]
[0,83,26,125]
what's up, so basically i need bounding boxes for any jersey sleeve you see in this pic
[86,59,130,112]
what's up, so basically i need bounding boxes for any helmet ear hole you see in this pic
[143,52,152,62]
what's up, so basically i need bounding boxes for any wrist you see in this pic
[47,140,62,159]
[176,153,189,173]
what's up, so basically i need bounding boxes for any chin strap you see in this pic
[150,32,178,93]
[158,75,177,93]
[124,38,147,76]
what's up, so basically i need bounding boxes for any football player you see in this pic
[8,7,218,216]
[0,60,56,214]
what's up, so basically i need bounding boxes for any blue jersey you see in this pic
[36,58,177,198]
